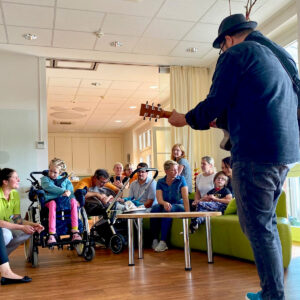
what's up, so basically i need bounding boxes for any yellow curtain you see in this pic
[170,66,216,171]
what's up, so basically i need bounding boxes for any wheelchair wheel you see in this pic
[32,250,39,268]
[24,207,35,262]
[109,234,126,254]
[83,246,95,261]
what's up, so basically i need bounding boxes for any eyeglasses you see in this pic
[219,40,225,55]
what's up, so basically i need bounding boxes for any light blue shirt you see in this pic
[129,177,157,207]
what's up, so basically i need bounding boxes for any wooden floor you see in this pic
[1,243,299,300]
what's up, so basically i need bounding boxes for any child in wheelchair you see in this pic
[41,158,82,245]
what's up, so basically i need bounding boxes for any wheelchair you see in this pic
[24,171,95,267]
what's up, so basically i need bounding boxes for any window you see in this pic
[284,40,299,227]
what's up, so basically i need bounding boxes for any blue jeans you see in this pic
[150,203,185,242]
[232,161,289,300]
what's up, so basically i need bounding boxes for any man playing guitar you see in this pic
[168,14,299,300]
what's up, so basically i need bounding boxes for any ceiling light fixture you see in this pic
[186,47,198,53]
[91,82,101,87]
[23,33,37,40]
[94,30,104,38]
[129,106,136,109]
[115,120,122,123]
[150,85,158,89]
[110,41,123,47]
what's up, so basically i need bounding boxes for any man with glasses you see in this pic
[128,162,157,212]
[168,14,299,300]
[74,169,119,215]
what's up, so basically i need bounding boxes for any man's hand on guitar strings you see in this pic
[168,109,187,127]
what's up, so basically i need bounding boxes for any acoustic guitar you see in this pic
[139,102,231,151]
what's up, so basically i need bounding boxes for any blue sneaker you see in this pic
[245,291,263,300]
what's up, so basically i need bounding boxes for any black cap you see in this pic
[213,14,257,49]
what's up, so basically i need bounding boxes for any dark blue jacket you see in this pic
[185,31,300,164]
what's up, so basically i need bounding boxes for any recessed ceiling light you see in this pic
[23,33,37,40]
[91,82,101,87]
[115,120,122,123]
[129,106,136,109]
[150,85,158,89]
[110,41,123,47]
[186,47,198,53]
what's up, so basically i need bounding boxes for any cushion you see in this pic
[224,198,237,215]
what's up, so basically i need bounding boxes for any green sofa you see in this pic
[144,192,292,268]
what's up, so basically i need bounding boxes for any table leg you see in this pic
[128,219,134,266]
[205,216,213,263]
[182,218,192,271]
[137,218,143,259]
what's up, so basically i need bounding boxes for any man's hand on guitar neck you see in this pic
[168,109,188,127]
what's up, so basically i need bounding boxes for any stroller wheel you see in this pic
[109,234,125,254]
[83,247,95,261]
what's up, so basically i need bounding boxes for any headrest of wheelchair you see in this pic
[42,170,49,176]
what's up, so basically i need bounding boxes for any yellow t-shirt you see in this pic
[0,187,21,221]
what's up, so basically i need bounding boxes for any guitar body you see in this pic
[140,103,231,151]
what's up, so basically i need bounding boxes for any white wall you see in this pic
[0,50,48,216]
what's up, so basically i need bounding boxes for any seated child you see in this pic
[41,158,82,245]
[190,171,232,232]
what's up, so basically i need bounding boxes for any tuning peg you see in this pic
[157,104,161,111]
[152,102,155,110]
[145,101,149,109]
[154,118,158,122]
[143,112,148,120]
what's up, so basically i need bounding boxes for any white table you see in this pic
[117,211,222,271]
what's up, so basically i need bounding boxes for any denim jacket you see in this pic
[185,31,300,164]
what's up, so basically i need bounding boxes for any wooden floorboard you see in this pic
[1,244,299,300]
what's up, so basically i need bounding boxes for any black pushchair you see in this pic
[87,167,158,254]
[24,171,95,267]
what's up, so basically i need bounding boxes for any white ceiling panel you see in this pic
[105,89,133,98]
[53,30,96,50]
[47,86,77,95]
[94,34,139,52]
[170,41,211,58]
[184,23,219,43]
[48,77,81,87]
[3,3,54,28]
[133,37,178,55]
[0,25,7,43]
[7,26,52,46]
[55,8,104,32]
[4,0,55,6]
[76,87,107,96]
[57,0,164,17]
[143,19,194,40]
[200,0,246,24]
[109,80,140,90]
[102,14,151,36]
[157,0,216,22]
[74,95,101,102]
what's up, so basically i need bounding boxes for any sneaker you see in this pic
[47,235,56,245]
[72,232,82,242]
[152,239,159,250]
[189,220,198,234]
[155,240,168,252]
[245,291,263,300]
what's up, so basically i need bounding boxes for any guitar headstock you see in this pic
[139,102,171,122]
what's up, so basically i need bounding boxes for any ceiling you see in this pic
[0,0,295,133]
